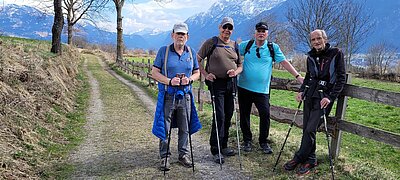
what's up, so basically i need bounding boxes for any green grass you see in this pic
[135,67,400,179]
[269,69,400,178]
[91,58,400,179]
[41,58,91,179]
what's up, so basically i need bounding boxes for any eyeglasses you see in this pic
[222,24,233,30]
[256,48,260,58]
[257,29,266,33]
[176,32,187,36]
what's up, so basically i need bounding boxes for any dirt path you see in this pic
[67,54,252,179]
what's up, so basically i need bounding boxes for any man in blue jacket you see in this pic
[151,22,201,171]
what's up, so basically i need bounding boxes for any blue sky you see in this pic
[3,0,218,34]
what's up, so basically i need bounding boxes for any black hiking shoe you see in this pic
[297,163,317,175]
[221,147,236,156]
[160,157,170,171]
[283,159,299,171]
[178,154,193,168]
[242,141,252,152]
[260,143,273,154]
[213,153,225,164]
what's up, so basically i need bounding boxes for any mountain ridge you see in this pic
[1,1,399,52]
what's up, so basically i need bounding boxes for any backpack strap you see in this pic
[267,41,275,62]
[164,45,170,91]
[234,41,240,64]
[244,39,255,56]
[187,45,194,76]
[205,36,219,72]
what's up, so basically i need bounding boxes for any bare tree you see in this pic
[366,42,398,75]
[111,0,124,63]
[51,0,64,54]
[63,0,109,45]
[112,0,172,63]
[335,0,373,68]
[286,0,341,49]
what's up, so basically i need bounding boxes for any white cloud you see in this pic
[102,0,218,34]
[4,0,218,34]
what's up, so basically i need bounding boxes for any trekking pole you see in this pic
[231,77,242,170]
[186,99,195,173]
[164,93,176,176]
[180,75,195,173]
[318,89,335,180]
[210,81,223,169]
[273,85,309,172]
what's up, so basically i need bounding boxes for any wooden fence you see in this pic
[116,58,400,159]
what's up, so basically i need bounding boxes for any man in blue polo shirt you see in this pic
[238,21,303,154]
[151,22,201,171]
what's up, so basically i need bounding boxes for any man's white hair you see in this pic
[311,29,328,40]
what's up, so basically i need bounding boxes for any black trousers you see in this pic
[207,79,234,155]
[238,87,271,145]
[294,97,333,164]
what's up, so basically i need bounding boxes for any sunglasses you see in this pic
[176,32,187,36]
[222,24,233,30]
[257,29,266,33]
[256,48,261,58]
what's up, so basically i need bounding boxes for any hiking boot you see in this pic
[221,147,236,156]
[297,163,317,175]
[178,154,193,168]
[213,153,225,164]
[160,157,170,171]
[260,143,273,154]
[242,141,252,152]
[283,159,299,171]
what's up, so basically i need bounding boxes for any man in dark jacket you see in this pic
[283,29,346,175]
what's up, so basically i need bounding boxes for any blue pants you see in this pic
[159,93,191,158]
[238,87,271,145]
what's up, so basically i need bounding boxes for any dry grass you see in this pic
[0,37,81,179]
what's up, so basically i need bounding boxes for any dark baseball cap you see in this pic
[255,21,268,30]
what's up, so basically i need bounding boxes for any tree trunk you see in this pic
[51,0,64,54]
[68,22,73,45]
[116,4,123,63]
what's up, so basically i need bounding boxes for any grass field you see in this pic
[116,64,399,179]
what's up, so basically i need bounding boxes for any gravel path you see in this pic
[67,55,252,179]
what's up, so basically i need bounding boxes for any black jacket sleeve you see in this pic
[328,49,346,101]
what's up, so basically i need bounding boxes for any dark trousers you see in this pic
[294,97,333,164]
[208,79,234,155]
[238,87,271,145]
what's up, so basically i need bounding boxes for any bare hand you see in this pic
[170,77,180,86]
[227,69,236,77]
[296,92,303,102]
[206,73,216,81]
[297,77,304,84]
[320,97,331,109]
[181,76,190,85]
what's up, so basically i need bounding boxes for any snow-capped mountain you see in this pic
[0,4,149,49]
[1,0,400,52]
[0,4,56,40]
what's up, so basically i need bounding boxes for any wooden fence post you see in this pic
[198,73,205,111]
[141,59,145,81]
[148,58,152,87]
[331,73,352,159]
